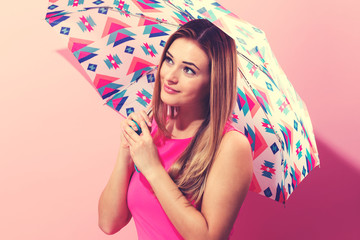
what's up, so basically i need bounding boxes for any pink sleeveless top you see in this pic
[127,119,247,240]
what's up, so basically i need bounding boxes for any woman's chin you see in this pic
[162,101,180,108]
[160,93,179,107]
[162,100,179,107]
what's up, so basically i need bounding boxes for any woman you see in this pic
[98,19,253,240]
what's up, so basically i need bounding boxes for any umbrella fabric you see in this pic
[45,0,188,116]
[45,0,320,204]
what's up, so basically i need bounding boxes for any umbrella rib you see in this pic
[110,3,196,27]
[237,50,271,78]
[161,0,196,20]
[46,6,113,19]
[237,67,284,147]
[107,8,180,27]
[102,67,157,104]
[46,3,194,27]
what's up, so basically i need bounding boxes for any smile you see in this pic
[163,84,180,94]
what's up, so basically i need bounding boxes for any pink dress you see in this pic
[127,118,248,240]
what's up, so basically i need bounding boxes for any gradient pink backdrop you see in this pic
[1,0,359,239]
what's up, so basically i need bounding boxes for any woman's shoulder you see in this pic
[215,130,253,181]
[221,120,253,158]
[222,120,242,136]
[221,130,251,151]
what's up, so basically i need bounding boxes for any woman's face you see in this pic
[160,38,210,109]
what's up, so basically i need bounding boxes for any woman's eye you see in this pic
[184,67,195,75]
[165,56,173,64]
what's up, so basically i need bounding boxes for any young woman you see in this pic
[98,19,253,240]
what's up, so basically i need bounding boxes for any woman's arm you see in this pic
[145,131,253,240]
[98,146,135,235]
[98,110,153,234]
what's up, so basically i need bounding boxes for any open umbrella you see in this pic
[45,0,320,204]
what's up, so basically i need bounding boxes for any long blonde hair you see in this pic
[152,19,238,207]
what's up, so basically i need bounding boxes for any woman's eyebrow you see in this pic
[166,51,200,70]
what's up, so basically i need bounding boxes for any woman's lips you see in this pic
[164,84,180,94]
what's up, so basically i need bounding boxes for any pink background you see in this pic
[1,0,359,239]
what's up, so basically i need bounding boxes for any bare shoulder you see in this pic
[215,130,253,181]
[218,131,252,162]
[221,130,251,148]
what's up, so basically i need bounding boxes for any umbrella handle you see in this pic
[130,120,142,173]
[131,120,142,135]
[134,164,141,173]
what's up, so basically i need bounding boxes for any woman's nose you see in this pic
[165,68,179,84]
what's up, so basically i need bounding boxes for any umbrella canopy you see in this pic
[45,0,320,204]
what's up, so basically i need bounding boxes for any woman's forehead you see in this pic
[167,38,209,69]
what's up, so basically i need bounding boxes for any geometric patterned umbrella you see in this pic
[45,0,320,204]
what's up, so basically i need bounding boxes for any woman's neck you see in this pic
[168,105,208,138]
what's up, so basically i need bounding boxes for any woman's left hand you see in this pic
[123,117,162,178]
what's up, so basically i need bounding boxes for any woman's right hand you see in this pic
[120,109,153,151]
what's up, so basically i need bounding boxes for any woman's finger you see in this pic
[129,112,147,131]
[127,118,139,131]
[131,112,144,129]
[148,108,154,121]
[139,120,151,137]
[122,128,132,147]
[124,124,141,143]
[127,112,142,131]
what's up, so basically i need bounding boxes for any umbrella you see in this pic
[45,0,320,204]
